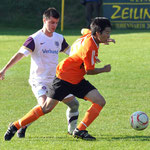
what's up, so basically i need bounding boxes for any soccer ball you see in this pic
[130,111,149,130]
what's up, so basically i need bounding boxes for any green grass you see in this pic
[0,28,150,150]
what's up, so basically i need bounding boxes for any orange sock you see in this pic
[13,105,44,130]
[77,103,102,130]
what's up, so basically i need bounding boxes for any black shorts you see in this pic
[49,77,96,101]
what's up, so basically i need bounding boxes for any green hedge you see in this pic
[0,0,86,30]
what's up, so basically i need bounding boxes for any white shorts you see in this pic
[29,81,73,100]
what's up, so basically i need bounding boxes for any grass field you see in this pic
[0,28,150,150]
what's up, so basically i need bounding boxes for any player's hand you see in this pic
[107,38,116,43]
[0,70,5,80]
[104,38,116,45]
[103,64,111,72]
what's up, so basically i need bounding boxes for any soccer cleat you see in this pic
[67,132,72,135]
[73,128,96,141]
[17,126,27,138]
[4,124,18,141]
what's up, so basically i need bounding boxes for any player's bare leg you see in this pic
[73,89,105,140]
[17,95,47,138]
[8,94,79,140]
[4,98,59,141]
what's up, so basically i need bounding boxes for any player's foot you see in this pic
[67,132,72,135]
[73,128,96,141]
[4,123,17,141]
[17,126,27,138]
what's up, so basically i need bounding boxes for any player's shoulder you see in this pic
[83,34,98,50]
[83,34,93,44]
[30,30,43,39]
[81,28,91,35]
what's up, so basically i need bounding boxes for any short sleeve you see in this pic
[18,36,35,57]
[60,38,69,52]
[18,47,31,57]
[23,37,35,52]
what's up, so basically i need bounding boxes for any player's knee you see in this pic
[41,106,51,114]
[73,98,79,110]
[96,96,106,107]
[38,100,45,106]
[67,98,79,112]
[101,99,106,107]
[99,94,106,107]
[38,95,47,106]
[41,99,57,114]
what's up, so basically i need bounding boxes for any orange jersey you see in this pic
[81,28,91,35]
[56,33,99,84]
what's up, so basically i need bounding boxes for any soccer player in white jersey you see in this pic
[0,7,79,139]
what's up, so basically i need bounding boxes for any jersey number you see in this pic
[91,50,95,66]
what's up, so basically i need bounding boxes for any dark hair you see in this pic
[90,17,112,35]
[43,7,60,19]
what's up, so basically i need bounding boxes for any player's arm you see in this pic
[0,53,25,80]
[60,37,71,55]
[86,64,111,75]
[84,48,111,75]
[103,38,116,45]
[63,46,71,55]
[0,36,34,80]
[95,57,101,63]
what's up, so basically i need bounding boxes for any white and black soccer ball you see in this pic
[130,111,149,130]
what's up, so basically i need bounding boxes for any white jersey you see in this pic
[18,29,70,83]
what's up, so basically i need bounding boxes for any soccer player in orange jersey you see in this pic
[4,17,115,141]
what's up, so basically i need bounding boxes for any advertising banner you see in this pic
[103,0,150,29]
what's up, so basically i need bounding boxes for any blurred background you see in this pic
[0,0,149,31]
[0,0,103,30]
